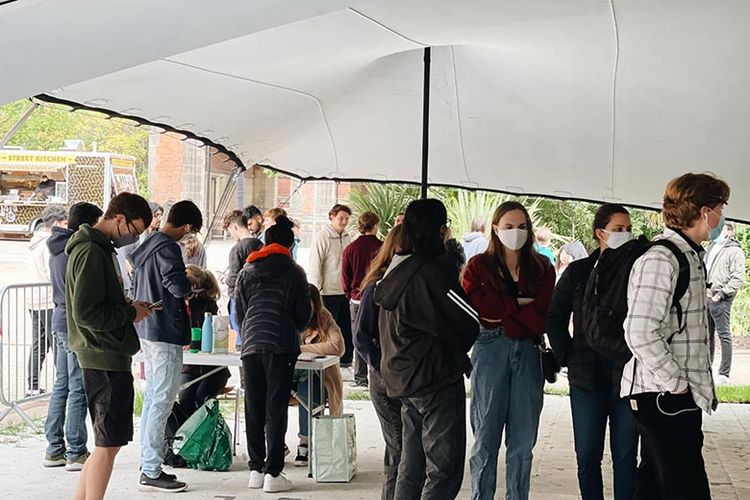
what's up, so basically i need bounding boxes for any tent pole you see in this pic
[420,47,431,199]
[0,101,40,149]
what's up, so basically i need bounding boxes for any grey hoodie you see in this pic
[705,238,746,299]
[129,231,192,345]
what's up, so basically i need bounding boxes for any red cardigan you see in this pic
[461,255,556,339]
[341,234,383,301]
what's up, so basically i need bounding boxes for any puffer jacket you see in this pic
[705,237,746,299]
[374,253,480,399]
[129,231,193,345]
[307,224,352,296]
[47,226,74,333]
[235,243,312,356]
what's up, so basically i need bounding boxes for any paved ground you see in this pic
[2,397,750,499]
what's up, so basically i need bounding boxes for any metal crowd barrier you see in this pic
[0,282,55,431]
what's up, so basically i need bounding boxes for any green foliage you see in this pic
[349,183,418,236]
[0,100,150,197]
[715,385,750,404]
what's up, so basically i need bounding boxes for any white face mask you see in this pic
[495,228,528,251]
[603,230,632,250]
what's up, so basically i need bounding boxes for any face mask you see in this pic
[603,230,633,250]
[113,221,139,248]
[496,228,528,251]
[705,209,725,242]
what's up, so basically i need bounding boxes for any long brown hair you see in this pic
[361,224,404,289]
[185,265,221,301]
[305,284,335,343]
[482,201,547,294]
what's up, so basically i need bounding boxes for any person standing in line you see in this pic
[394,212,405,226]
[27,205,68,396]
[308,204,354,380]
[235,216,312,493]
[115,202,162,298]
[534,226,556,267]
[243,204,265,241]
[263,207,302,260]
[223,210,263,351]
[66,192,154,500]
[129,200,203,492]
[547,204,638,500]
[622,173,729,500]
[43,203,103,472]
[705,221,746,385]
[374,199,479,500]
[354,224,405,500]
[461,201,555,500]
[462,217,489,262]
[342,211,382,388]
[556,240,589,277]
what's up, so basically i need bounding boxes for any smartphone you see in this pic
[148,300,164,310]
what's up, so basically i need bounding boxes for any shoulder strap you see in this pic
[650,239,691,342]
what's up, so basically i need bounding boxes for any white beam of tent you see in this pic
[3,0,750,220]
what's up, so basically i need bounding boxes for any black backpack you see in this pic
[581,236,690,364]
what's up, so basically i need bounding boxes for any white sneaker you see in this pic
[717,374,730,386]
[340,366,355,382]
[248,470,264,489]
[263,472,292,493]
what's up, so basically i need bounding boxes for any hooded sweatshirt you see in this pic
[129,231,193,345]
[462,231,489,261]
[48,226,74,333]
[65,224,139,371]
[29,229,53,310]
[374,253,480,398]
[308,224,352,296]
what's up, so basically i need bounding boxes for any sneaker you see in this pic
[43,452,66,468]
[263,472,292,493]
[138,472,188,493]
[294,444,309,467]
[65,452,89,472]
[717,374,730,385]
[340,366,355,382]
[248,470,264,489]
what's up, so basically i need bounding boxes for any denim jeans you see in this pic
[296,372,324,438]
[708,298,733,377]
[370,370,404,500]
[44,332,88,460]
[395,378,466,500]
[570,387,638,500]
[229,298,241,348]
[470,328,544,500]
[140,339,183,479]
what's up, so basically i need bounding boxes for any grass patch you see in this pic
[0,416,45,444]
[544,385,570,397]
[716,385,750,404]
[345,391,372,401]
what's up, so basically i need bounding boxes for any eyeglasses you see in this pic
[445,219,452,228]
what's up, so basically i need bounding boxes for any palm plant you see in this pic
[349,183,419,236]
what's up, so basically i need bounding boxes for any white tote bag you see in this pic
[312,414,357,482]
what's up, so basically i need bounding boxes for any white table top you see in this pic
[133,351,340,371]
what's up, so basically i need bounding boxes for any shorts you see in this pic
[81,368,135,448]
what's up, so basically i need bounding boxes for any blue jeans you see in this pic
[470,328,544,500]
[295,372,324,438]
[570,387,638,500]
[229,298,241,348]
[44,332,88,459]
[140,339,183,479]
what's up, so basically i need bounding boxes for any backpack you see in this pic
[581,236,690,364]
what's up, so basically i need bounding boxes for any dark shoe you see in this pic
[294,444,308,467]
[138,472,187,493]
[43,452,66,467]
[65,452,90,472]
[350,380,368,388]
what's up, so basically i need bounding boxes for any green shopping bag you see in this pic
[172,398,232,471]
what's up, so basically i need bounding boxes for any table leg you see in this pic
[307,368,314,478]
[233,387,241,456]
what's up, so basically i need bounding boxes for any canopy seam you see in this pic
[347,8,428,47]
[450,46,470,183]
[609,0,621,198]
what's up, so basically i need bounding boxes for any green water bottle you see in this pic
[190,327,201,353]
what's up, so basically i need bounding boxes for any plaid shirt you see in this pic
[620,228,717,414]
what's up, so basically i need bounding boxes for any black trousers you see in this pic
[28,309,54,390]
[350,301,368,384]
[323,295,353,366]
[370,370,404,500]
[629,391,711,500]
[242,353,297,476]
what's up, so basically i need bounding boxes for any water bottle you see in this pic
[201,312,213,353]
[189,327,201,353]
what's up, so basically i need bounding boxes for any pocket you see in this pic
[655,391,700,417]
[475,328,501,345]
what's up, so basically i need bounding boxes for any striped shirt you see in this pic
[620,228,717,414]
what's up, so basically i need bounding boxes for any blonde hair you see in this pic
[264,207,287,220]
[185,265,221,301]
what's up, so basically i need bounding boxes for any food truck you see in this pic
[0,148,138,238]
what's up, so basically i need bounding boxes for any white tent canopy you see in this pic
[2,0,749,218]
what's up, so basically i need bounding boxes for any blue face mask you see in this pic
[706,209,725,242]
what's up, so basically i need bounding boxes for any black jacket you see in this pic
[227,237,263,297]
[234,244,312,357]
[129,232,193,345]
[546,251,623,397]
[353,281,381,373]
[374,254,480,399]
[48,226,74,333]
